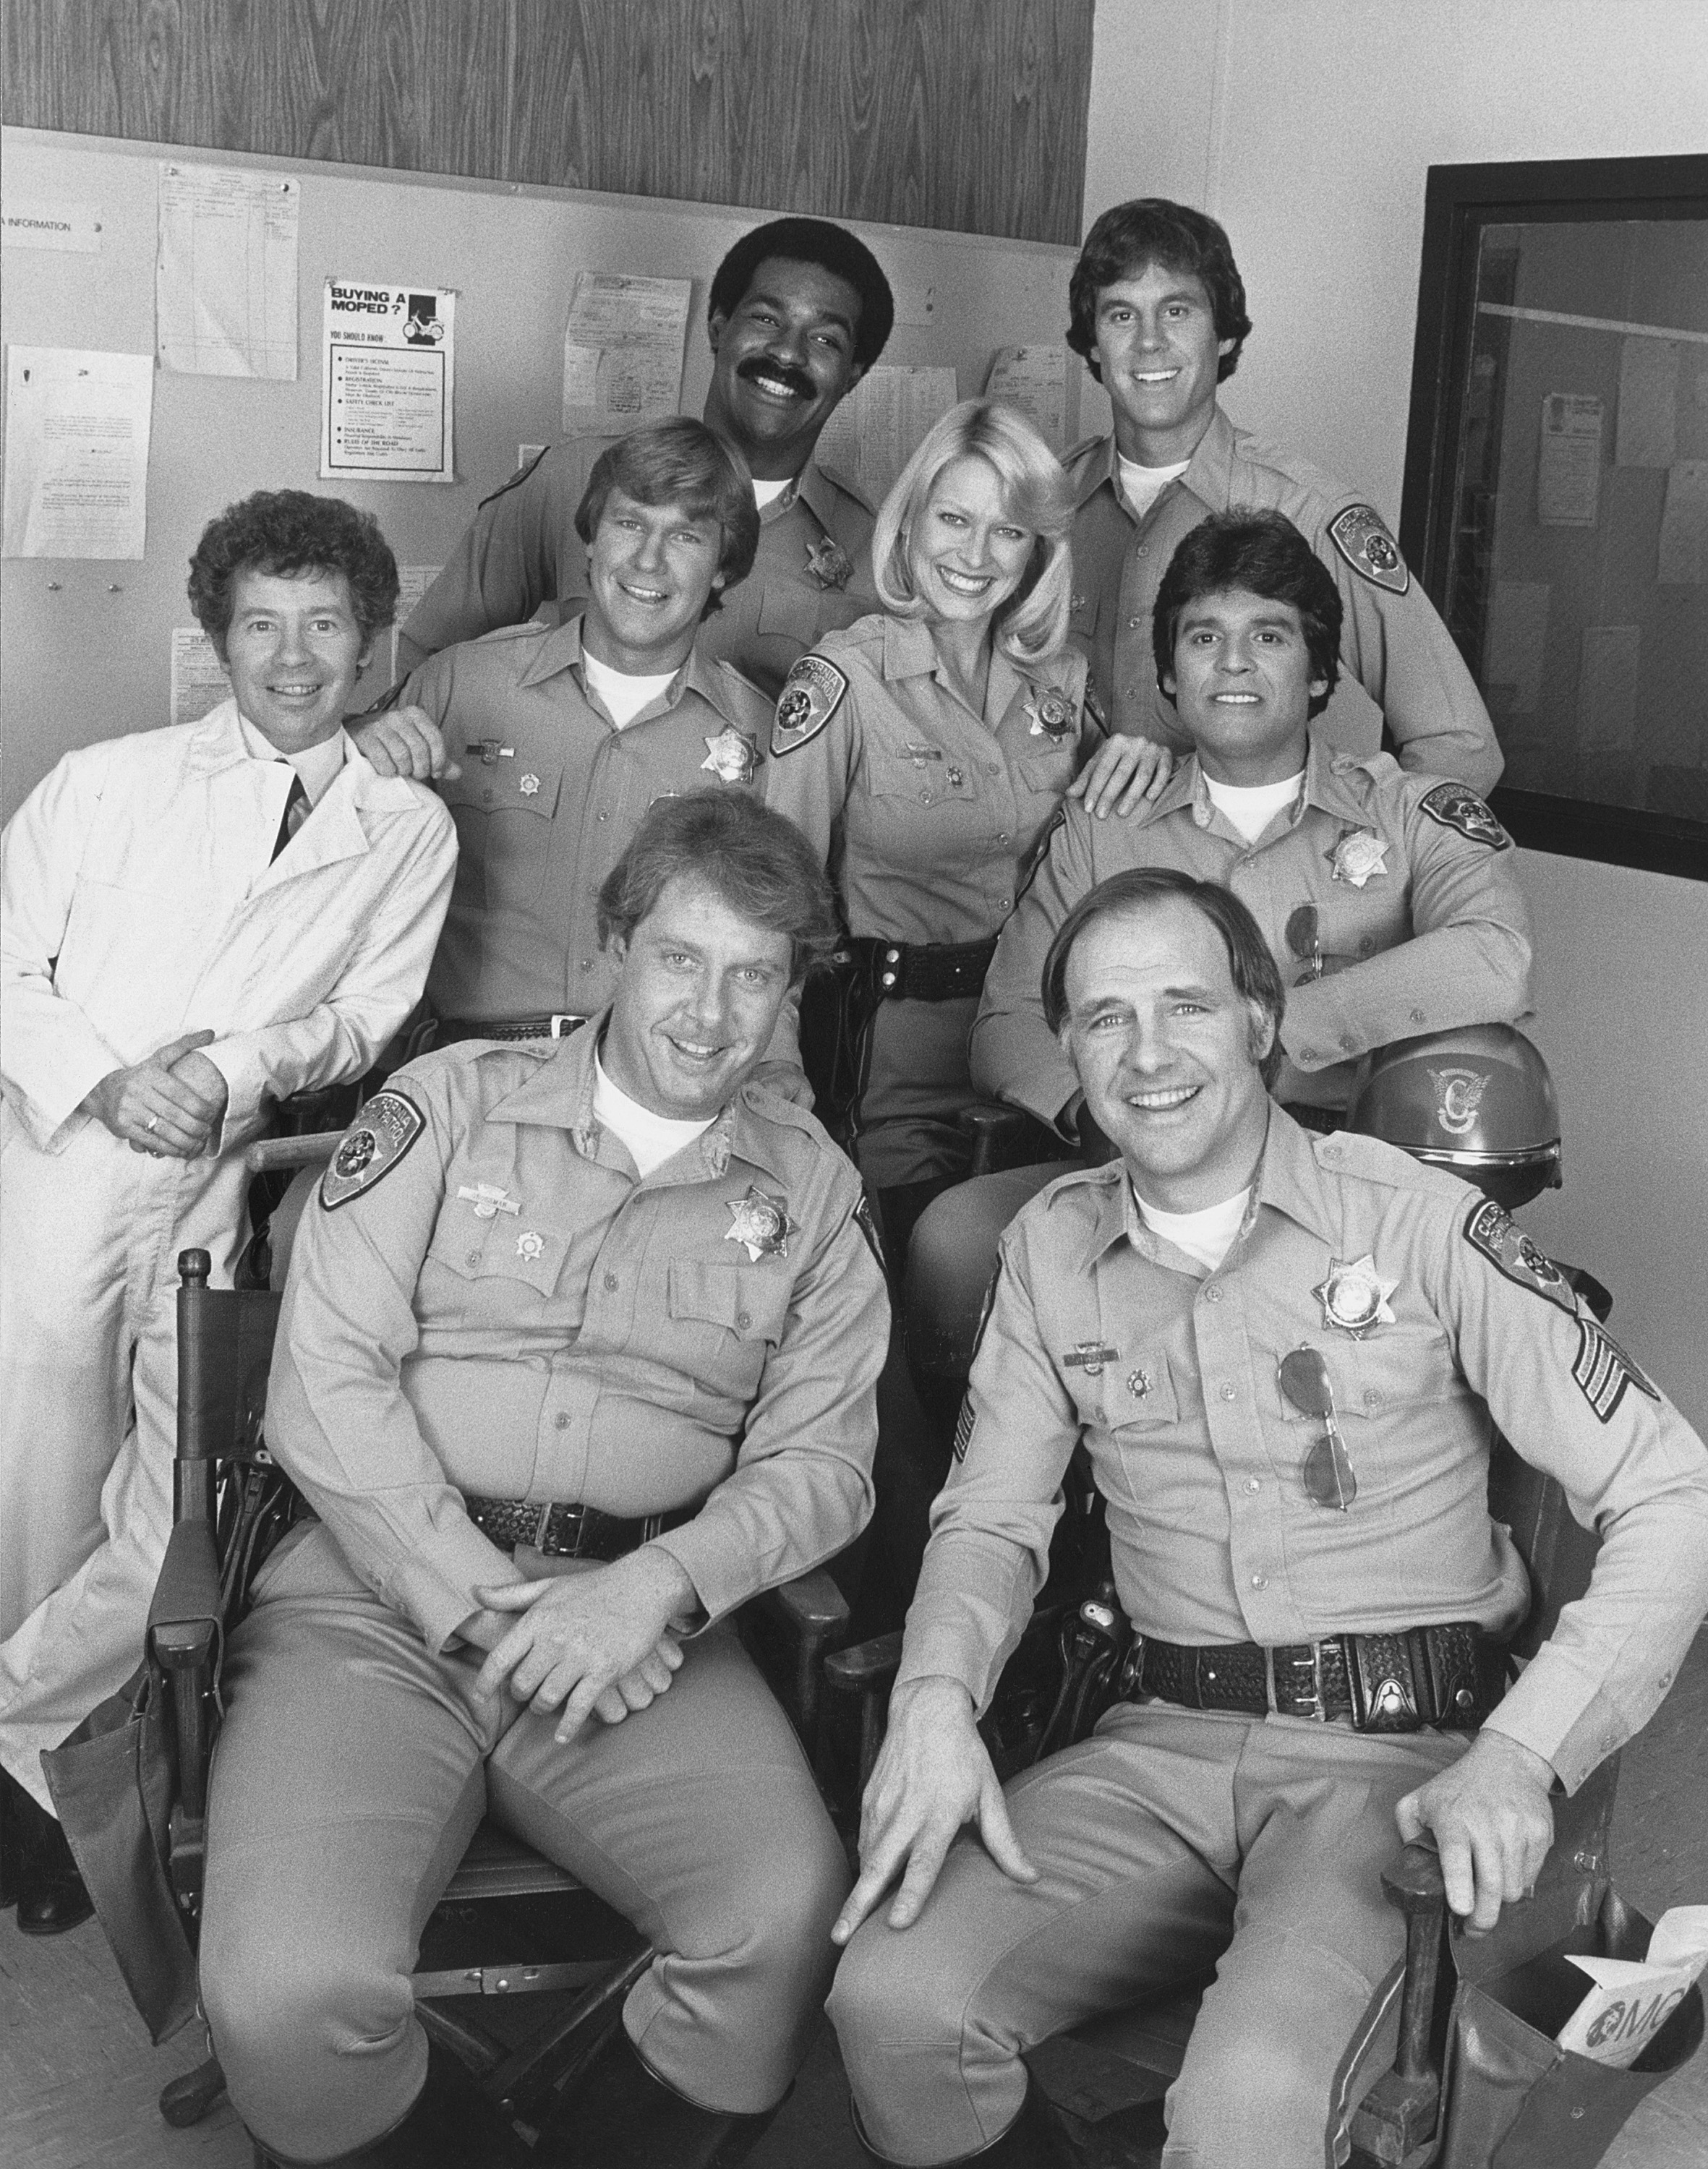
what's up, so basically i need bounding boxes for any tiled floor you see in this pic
[6,1630,1705,2168]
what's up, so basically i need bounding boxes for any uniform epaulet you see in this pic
[1325,747,1403,789]
[814,459,875,515]
[738,1074,825,1135]
[401,1037,556,1087]
[465,619,556,651]
[1039,1159,1122,1207]
[710,658,774,731]
[1311,1131,1470,1198]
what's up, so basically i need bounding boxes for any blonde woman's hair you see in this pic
[871,399,1075,661]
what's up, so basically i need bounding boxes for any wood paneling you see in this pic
[1,0,1093,242]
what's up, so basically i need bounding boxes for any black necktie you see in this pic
[269,774,310,863]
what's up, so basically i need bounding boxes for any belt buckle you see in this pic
[534,1501,556,1550]
[548,1014,582,1039]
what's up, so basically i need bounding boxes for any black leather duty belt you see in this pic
[1121,1622,1506,1733]
[435,1013,589,1046]
[836,934,999,1004]
[464,1495,692,1561]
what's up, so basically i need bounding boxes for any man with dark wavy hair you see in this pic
[0,490,455,1930]
[1061,197,1502,794]
[390,215,895,701]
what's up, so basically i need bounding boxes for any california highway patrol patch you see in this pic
[1464,1197,1576,1314]
[1419,782,1511,850]
[1328,504,1410,594]
[772,655,847,755]
[1571,1317,1659,1423]
[320,1091,424,1210]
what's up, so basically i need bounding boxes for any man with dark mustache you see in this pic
[393,217,893,704]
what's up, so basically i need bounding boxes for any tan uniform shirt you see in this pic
[397,434,879,699]
[764,614,1096,1186]
[267,1024,889,1656]
[1064,413,1503,794]
[400,615,772,1022]
[971,735,1532,1126]
[899,1113,1708,1793]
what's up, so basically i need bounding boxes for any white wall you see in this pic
[1084,0,1708,1426]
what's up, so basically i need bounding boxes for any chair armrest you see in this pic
[764,1567,850,1638]
[242,1129,345,1176]
[747,1573,855,1753]
[147,1518,221,1646]
[957,1100,1050,1178]
[824,1631,905,1693]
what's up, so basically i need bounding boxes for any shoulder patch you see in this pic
[1419,780,1511,850]
[1571,1317,1660,1424]
[1328,503,1410,594]
[851,1193,887,1275]
[772,655,847,756]
[320,1091,426,1210]
[1463,1197,1576,1314]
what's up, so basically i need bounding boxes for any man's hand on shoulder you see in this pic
[351,703,460,782]
[1395,1728,1556,1936]
[84,1028,226,1157]
[470,1545,697,1742]
[831,1674,1036,1945]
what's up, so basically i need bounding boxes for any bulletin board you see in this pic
[0,127,1111,818]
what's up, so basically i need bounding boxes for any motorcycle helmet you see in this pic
[1347,1024,1562,1210]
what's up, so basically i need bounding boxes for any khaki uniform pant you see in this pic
[0,1113,250,1808]
[198,1526,848,2164]
[829,1702,1466,2169]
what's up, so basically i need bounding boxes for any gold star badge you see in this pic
[1023,687,1076,740]
[701,727,759,784]
[725,1185,796,1262]
[1312,1254,1398,1338]
[804,536,853,590]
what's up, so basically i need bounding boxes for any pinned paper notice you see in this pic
[170,628,229,727]
[560,273,690,436]
[1538,393,1602,526]
[1615,336,1678,468]
[1657,461,1708,585]
[158,164,299,380]
[816,366,960,502]
[1558,1905,1708,2068]
[984,346,1066,445]
[390,565,443,681]
[322,283,457,483]
[2,347,153,560]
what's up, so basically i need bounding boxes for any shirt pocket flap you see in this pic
[429,1212,570,1296]
[1096,1350,1179,1429]
[442,754,563,818]
[668,1259,791,1343]
[867,727,975,804]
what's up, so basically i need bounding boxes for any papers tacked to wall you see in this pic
[170,628,229,727]
[1537,393,1603,526]
[816,365,960,504]
[1657,461,1708,585]
[157,163,299,380]
[983,346,1067,448]
[560,273,691,437]
[2,347,154,560]
[321,282,457,483]
[390,565,443,682]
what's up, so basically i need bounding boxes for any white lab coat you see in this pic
[0,702,456,1803]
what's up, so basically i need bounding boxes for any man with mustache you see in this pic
[390,216,893,704]
[1062,199,1503,795]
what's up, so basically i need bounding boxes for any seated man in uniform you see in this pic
[0,491,455,1933]
[828,868,1708,2169]
[196,793,889,2168]
[356,416,777,1043]
[894,508,1532,1594]
[1062,198,1502,792]
[393,216,894,698]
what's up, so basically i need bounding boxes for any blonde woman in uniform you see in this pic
[766,398,1166,1262]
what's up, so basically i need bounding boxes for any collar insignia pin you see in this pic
[1312,1253,1398,1338]
[725,1185,795,1262]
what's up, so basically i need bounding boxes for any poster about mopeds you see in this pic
[321,281,457,482]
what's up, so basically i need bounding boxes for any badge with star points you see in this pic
[700,727,760,784]
[725,1185,796,1262]
[1329,829,1388,887]
[1312,1254,1398,1338]
[804,536,854,591]
[1023,686,1077,742]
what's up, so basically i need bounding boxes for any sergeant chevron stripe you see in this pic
[1571,1318,1659,1424]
